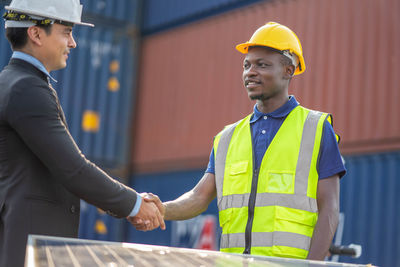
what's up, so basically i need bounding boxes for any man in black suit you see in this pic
[0,1,165,266]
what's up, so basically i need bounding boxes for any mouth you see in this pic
[245,79,261,88]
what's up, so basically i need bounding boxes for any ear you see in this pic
[283,65,295,80]
[26,26,43,46]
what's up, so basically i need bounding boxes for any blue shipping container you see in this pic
[0,4,13,66]
[79,200,124,241]
[52,23,137,169]
[127,169,220,247]
[141,0,265,34]
[339,151,400,267]
[81,0,142,24]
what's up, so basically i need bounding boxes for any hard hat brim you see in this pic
[235,42,252,54]
[5,5,94,27]
[235,42,306,75]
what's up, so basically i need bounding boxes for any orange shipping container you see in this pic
[132,0,400,173]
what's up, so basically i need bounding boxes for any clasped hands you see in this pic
[127,192,166,231]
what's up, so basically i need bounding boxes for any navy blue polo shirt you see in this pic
[206,96,346,179]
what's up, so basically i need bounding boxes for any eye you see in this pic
[258,62,269,67]
[64,29,73,36]
[243,62,250,69]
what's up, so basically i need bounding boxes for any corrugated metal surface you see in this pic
[127,169,219,246]
[79,200,124,241]
[0,3,13,66]
[339,151,400,267]
[142,0,264,35]
[52,22,137,169]
[51,2,141,170]
[81,0,141,24]
[132,0,400,172]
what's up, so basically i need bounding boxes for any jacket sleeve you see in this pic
[6,77,137,218]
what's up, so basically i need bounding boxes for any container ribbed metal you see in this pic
[132,0,400,172]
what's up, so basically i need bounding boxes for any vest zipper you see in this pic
[243,167,259,254]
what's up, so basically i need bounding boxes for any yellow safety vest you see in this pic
[213,105,330,259]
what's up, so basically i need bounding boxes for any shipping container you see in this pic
[81,0,142,24]
[141,0,264,35]
[127,151,400,266]
[0,3,13,66]
[338,151,400,267]
[126,169,220,247]
[52,23,138,169]
[51,2,141,170]
[132,0,400,172]
[78,200,124,241]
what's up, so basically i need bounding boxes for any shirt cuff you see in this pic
[128,194,142,217]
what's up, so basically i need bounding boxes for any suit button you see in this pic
[70,205,76,213]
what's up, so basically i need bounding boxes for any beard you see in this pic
[249,93,271,101]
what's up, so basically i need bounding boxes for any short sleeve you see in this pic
[205,147,215,174]
[318,120,347,179]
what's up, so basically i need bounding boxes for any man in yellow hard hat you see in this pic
[0,0,165,266]
[134,22,345,260]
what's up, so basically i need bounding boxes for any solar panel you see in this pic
[25,235,373,267]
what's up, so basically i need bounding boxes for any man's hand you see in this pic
[131,193,165,231]
[127,194,166,231]
[144,192,165,216]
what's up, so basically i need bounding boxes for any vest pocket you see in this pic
[218,208,232,230]
[274,206,317,237]
[229,161,248,175]
[226,161,249,194]
[272,207,316,258]
[266,171,295,193]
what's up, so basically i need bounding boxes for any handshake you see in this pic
[127,193,166,231]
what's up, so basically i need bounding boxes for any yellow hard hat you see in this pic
[236,22,305,75]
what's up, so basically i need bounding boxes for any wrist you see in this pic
[128,193,142,217]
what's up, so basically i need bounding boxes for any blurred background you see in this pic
[1,0,399,266]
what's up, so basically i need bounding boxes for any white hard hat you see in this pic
[4,0,94,28]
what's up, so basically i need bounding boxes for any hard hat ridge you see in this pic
[236,22,305,75]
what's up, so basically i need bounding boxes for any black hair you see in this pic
[5,24,52,50]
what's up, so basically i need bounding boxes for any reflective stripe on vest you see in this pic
[214,106,327,257]
[220,231,311,251]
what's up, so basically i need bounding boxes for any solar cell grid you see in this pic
[25,235,373,267]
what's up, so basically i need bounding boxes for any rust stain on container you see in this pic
[132,0,400,172]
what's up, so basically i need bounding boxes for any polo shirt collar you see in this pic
[250,95,299,123]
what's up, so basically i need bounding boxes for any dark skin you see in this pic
[134,47,340,260]
[243,47,293,113]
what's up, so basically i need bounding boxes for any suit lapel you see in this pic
[48,82,68,128]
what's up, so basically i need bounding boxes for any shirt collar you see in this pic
[250,95,299,123]
[12,51,58,83]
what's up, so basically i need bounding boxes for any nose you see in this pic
[68,34,77,48]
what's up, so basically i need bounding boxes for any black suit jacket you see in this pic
[0,58,138,267]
